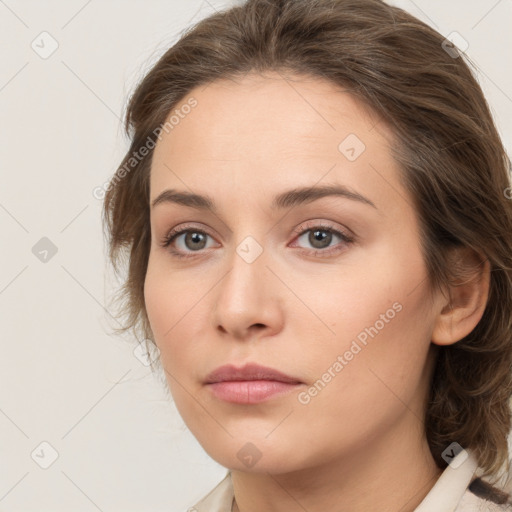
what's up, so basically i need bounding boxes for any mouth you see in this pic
[204,363,303,404]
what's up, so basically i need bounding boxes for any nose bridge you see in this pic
[212,232,282,337]
[218,234,269,308]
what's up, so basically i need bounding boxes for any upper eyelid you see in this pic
[167,221,347,238]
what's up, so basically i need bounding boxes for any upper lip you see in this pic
[204,363,302,384]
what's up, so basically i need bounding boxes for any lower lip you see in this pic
[206,380,301,404]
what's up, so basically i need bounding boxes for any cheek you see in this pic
[144,274,192,407]
[290,292,434,464]
[144,251,194,335]
[296,241,434,401]
[144,256,209,383]
[144,257,185,367]
[294,240,429,349]
[144,262,169,340]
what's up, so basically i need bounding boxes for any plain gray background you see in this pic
[0,1,511,511]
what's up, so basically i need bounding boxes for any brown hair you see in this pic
[102,0,512,481]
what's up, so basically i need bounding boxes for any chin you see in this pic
[195,433,309,474]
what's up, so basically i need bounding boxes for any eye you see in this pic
[290,222,354,257]
[159,221,355,259]
[160,224,217,258]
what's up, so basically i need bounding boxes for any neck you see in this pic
[230,418,442,512]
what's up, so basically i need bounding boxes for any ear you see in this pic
[431,247,491,346]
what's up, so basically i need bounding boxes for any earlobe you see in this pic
[431,248,491,347]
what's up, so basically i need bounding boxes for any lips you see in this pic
[204,362,302,385]
[204,363,303,404]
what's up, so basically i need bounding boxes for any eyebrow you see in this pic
[150,184,377,212]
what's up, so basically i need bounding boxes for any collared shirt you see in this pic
[191,450,512,511]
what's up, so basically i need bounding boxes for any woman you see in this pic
[102,0,512,510]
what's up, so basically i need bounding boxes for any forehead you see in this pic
[157,71,388,152]
[149,71,404,216]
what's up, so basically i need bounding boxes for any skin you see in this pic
[144,71,490,512]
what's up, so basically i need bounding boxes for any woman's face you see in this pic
[145,72,442,472]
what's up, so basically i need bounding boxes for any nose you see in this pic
[211,240,284,341]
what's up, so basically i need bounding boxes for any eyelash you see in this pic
[159,221,355,259]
